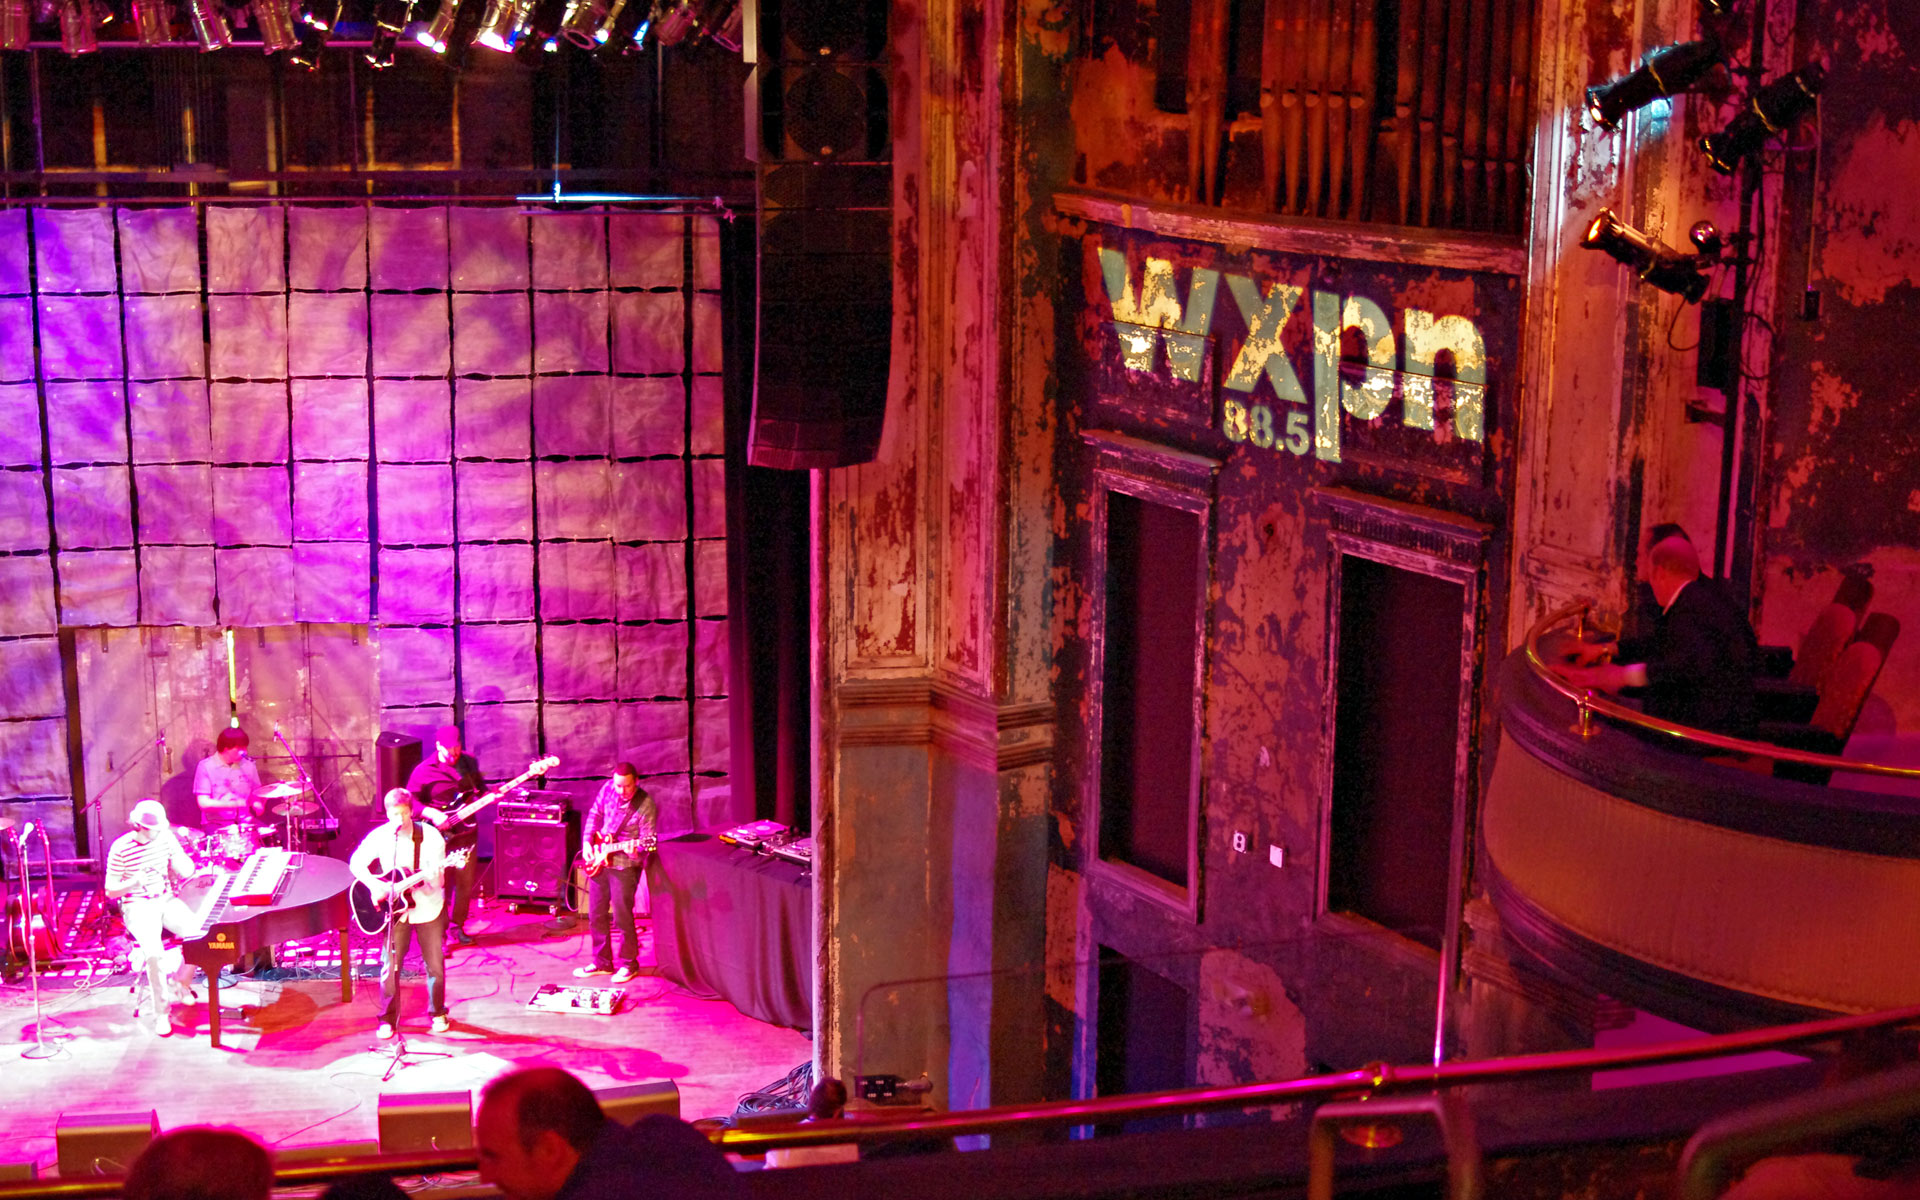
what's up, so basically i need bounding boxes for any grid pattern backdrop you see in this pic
[0,203,731,833]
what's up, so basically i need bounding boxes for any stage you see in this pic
[0,890,813,1174]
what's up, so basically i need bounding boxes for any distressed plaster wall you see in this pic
[0,204,735,857]
[1758,0,1920,790]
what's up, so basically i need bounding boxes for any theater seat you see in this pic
[1759,613,1901,784]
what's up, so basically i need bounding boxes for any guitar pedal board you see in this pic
[527,983,625,1016]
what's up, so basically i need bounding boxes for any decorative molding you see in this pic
[834,677,1056,773]
[1080,428,1222,489]
[1053,189,1527,277]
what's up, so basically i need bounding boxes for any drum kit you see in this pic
[185,779,323,869]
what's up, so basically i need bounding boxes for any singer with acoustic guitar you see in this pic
[573,762,657,985]
[349,787,454,1041]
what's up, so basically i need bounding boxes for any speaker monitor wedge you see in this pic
[376,1091,473,1153]
[596,1080,682,1123]
[55,1110,158,1178]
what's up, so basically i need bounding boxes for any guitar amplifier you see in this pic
[498,795,569,824]
[495,815,572,902]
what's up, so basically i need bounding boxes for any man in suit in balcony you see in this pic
[1560,530,1759,741]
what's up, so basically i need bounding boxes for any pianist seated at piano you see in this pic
[105,799,213,1037]
[350,787,453,1041]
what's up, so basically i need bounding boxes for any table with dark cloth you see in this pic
[649,834,812,1030]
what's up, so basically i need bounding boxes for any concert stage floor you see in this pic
[0,897,813,1174]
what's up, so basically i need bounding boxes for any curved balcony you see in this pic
[1482,613,1920,1031]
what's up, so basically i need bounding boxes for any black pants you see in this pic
[378,911,447,1025]
[586,863,642,970]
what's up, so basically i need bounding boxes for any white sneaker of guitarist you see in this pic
[350,787,463,1040]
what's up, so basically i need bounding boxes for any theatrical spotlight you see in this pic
[593,0,648,53]
[1581,208,1719,303]
[254,0,298,50]
[1700,64,1825,174]
[650,0,734,48]
[555,0,602,46]
[474,0,522,50]
[365,0,412,65]
[510,0,565,56]
[415,0,456,51]
[1586,38,1723,130]
[184,0,230,48]
[0,0,26,49]
[131,0,172,42]
[58,0,98,53]
[303,0,339,31]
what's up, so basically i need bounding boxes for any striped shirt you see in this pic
[105,829,194,901]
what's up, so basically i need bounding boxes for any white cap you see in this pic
[129,799,168,830]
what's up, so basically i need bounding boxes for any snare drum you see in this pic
[210,821,259,865]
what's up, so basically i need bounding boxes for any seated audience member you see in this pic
[1560,531,1759,739]
[1617,521,1692,658]
[474,1067,744,1200]
[123,1128,273,1200]
[764,1078,860,1168]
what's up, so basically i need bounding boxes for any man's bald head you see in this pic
[1649,534,1703,605]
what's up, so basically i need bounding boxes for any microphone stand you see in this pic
[14,825,67,1060]
[273,728,323,854]
[79,734,165,874]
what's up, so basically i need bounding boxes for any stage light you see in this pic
[1581,208,1716,303]
[59,0,98,52]
[131,0,172,42]
[184,0,230,47]
[253,0,298,50]
[288,22,327,66]
[507,0,564,56]
[1700,64,1824,174]
[593,0,647,52]
[302,0,339,31]
[364,0,411,65]
[474,0,522,51]
[555,0,602,46]
[415,0,456,50]
[1586,38,1722,130]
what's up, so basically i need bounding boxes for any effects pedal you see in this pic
[527,983,624,1016]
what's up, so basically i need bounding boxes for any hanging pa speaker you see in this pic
[742,0,892,470]
[495,818,570,901]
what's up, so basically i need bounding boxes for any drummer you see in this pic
[193,727,262,827]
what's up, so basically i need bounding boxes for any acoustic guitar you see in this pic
[349,847,474,935]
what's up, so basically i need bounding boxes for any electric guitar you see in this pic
[421,756,560,838]
[350,847,474,935]
[579,833,657,878]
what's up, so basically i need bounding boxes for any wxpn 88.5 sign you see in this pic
[1090,242,1491,466]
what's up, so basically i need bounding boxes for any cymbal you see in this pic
[272,799,320,817]
[254,780,306,800]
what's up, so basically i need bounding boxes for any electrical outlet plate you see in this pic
[1232,831,1248,853]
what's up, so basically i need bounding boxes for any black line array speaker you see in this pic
[744,0,893,470]
[495,817,570,901]
[55,1110,156,1177]
[376,731,423,801]
[376,1091,472,1153]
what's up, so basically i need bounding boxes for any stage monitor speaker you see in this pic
[376,1090,472,1153]
[496,817,570,901]
[597,1080,681,1123]
[273,1140,381,1164]
[376,731,423,800]
[0,1162,38,1182]
[56,1110,157,1177]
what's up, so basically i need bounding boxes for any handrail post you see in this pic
[1307,1092,1481,1200]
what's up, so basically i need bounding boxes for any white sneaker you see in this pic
[610,965,637,984]
[430,1014,450,1033]
[376,1023,395,1041]
[154,1013,172,1037]
[574,964,613,978]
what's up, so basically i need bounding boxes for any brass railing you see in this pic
[1521,602,1920,779]
[4,1002,1918,1196]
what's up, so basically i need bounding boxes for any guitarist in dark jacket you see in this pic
[407,724,485,945]
[350,787,452,1040]
[573,763,656,984]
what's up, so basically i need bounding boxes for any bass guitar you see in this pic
[349,847,474,935]
[422,756,561,839]
[579,833,657,878]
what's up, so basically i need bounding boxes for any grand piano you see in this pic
[176,853,355,1047]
